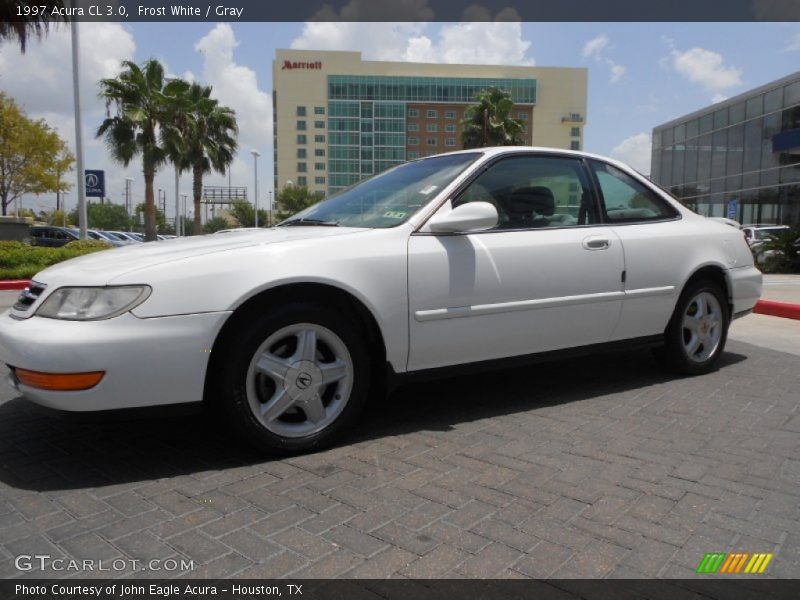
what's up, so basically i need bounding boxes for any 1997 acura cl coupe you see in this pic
[0,148,762,453]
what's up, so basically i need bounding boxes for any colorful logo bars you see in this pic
[696,552,773,574]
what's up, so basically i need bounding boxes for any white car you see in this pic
[0,148,762,454]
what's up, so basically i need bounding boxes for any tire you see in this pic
[212,302,370,455]
[662,279,730,375]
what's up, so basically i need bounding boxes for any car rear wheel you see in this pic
[214,303,370,454]
[662,279,730,375]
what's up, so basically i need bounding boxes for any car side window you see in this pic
[452,155,599,230]
[591,161,679,223]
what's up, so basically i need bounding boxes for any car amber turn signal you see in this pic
[14,368,105,391]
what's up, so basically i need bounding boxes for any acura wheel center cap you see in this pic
[285,360,322,401]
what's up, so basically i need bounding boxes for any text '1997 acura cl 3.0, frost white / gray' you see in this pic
[0,148,762,454]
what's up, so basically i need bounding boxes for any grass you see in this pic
[0,240,112,280]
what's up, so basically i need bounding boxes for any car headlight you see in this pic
[36,286,151,321]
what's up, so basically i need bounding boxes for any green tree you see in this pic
[97,59,177,241]
[229,200,268,228]
[461,87,526,149]
[66,202,131,231]
[0,1,67,53]
[0,92,75,215]
[202,215,230,233]
[758,228,800,273]
[276,186,324,221]
[163,81,238,235]
[134,201,167,232]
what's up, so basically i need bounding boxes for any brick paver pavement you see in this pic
[0,339,798,579]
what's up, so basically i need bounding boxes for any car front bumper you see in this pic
[0,310,231,411]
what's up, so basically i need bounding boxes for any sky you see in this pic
[1,20,799,221]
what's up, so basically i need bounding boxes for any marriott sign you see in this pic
[282,60,323,71]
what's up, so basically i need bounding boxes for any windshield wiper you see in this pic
[279,218,340,227]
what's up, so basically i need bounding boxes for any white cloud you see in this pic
[786,32,800,51]
[582,34,609,59]
[581,33,625,84]
[711,93,729,104]
[610,132,652,174]
[291,21,534,66]
[610,64,627,83]
[667,46,742,94]
[193,24,273,202]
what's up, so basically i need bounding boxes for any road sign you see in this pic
[85,170,105,198]
[727,198,738,221]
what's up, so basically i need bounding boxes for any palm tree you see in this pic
[0,1,67,53]
[97,59,171,241]
[461,87,526,149]
[164,82,238,235]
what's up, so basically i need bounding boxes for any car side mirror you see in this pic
[426,201,498,233]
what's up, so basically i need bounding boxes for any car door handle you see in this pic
[582,237,610,250]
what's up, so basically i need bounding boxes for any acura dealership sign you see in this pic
[84,170,105,198]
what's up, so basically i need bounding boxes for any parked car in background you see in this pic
[29,226,79,248]
[66,229,126,248]
[108,231,143,243]
[0,148,762,455]
[742,224,790,246]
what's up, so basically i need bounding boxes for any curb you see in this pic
[0,280,30,291]
[754,299,800,321]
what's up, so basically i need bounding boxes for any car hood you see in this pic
[34,227,366,287]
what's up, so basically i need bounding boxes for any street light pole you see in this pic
[268,190,273,226]
[125,178,133,231]
[70,1,88,239]
[181,194,187,235]
[251,149,261,228]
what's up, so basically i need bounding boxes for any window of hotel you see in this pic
[445,124,456,133]
[297,120,307,130]
[314,135,325,143]
[297,162,307,172]
[408,123,419,132]
[315,176,326,185]
[570,141,580,151]
[408,109,419,117]
[518,112,528,121]
[315,162,325,171]
[296,106,306,116]
[314,106,325,115]
[764,88,783,113]
[571,127,580,137]
[427,137,437,146]
[315,148,325,157]
[427,110,438,118]
[297,134,307,144]
[408,137,419,145]
[445,138,456,147]
[408,151,419,159]
[427,123,438,132]
[297,149,307,158]
[445,110,456,119]
[315,120,325,129]
[297,176,307,186]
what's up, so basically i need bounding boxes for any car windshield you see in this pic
[281,153,482,229]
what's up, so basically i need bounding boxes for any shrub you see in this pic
[0,239,113,280]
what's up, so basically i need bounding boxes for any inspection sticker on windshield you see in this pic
[383,210,407,219]
[419,185,438,195]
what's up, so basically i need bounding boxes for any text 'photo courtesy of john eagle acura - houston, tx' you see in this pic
[0,147,762,454]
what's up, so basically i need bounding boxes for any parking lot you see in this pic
[0,281,798,579]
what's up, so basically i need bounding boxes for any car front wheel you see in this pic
[662,279,730,375]
[215,303,370,455]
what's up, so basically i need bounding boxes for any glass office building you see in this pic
[651,72,800,226]
[273,50,588,196]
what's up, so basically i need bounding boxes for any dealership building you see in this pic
[651,72,800,226]
[272,50,588,195]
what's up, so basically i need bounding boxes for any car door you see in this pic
[407,153,626,371]
[587,160,688,341]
